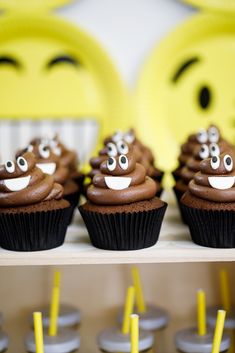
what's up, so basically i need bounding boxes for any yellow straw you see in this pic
[53,271,61,287]
[131,267,146,314]
[219,269,231,312]
[33,312,44,353]
[122,286,135,335]
[197,289,207,336]
[48,285,60,336]
[211,310,226,353]
[131,314,139,353]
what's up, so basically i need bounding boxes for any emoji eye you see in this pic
[112,130,123,143]
[107,143,118,157]
[124,131,135,144]
[224,154,233,172]
[107,157,116,171]
[209,143,220,157]
[39,144,50,159]
[119,155,128,170]
[210,156,220,170]
[208,127,219,143]
[198,85,212,110]
[53,147,61,156]
[5,160,15,173]
[17,157,28,172]
[117,141,129,155]
[197,129,208,143]
[199,144,209,159]
[27,144,34,153]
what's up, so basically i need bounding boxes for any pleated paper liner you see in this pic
[0,206,71,251]
[79,203,167,250]
[173,186,188,224]
[64,190,80,224]
[180,204,235,248]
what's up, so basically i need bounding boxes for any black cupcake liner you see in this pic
[180,204,235,248]
[173,186,188,224]
[64,190,80,224]
[79,203,167,250]
[0,206,71,251]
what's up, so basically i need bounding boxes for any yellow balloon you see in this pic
[136,12,235,171]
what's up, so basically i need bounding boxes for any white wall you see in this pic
[58,0,195,86]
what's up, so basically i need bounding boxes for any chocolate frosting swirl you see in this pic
[0,152,63,207]
[189,152,235,202]
[180,140,232,186]
[17,138,69,185]
[87,150,157,205]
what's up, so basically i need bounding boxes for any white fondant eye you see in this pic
[124,131,135,144]
[119,155,129,170]
[224,154,233,172]
[27,144,34,153]
[210,156,220,170]
[39,144,50,159]
[208,127,219,143]
[112,130,123,143]
[107,157,116,171]
[17,157,28,172]
[209,143,220,157]
[107,143,118,157]
[199,144,209,159]
[197,129,208,143]
[5,160,15,173]
[117,140,129,155]
[53,147,61,156]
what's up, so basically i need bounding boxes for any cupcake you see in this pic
[18,138,80,219]
[172,125,223,182]
[174,140,231,222]
[79,149,167,250]
[0,152,70,251]
[180,152,235,248]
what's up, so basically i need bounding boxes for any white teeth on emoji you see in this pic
[105,177,131,190]
[4,175,31,191]
[36,163,56,175]
[208,176,235,190]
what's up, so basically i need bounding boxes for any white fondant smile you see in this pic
[4,175,31,191]
[208,176,235,190]
[105,176,131,190]
[36,163,56,175]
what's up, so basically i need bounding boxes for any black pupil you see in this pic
[226,157,231,165]
[201,147,205,152]
[108,146,112,151]
[121,144,125,149]
[108,158,114,165]
[7,162,12,167]
[212,156,217,163]
[19,158,25,166]
[121,156,126,163]
[198,85,211,110]
[43,146,48,151]
[212,147,215,151]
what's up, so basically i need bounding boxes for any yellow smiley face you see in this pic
[0,4,131,140]
[136,12,235,171]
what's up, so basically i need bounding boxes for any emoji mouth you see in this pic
[208,176,235,190]
[105,177,131,190]
[36,163,56,175]
[4,175,31,191]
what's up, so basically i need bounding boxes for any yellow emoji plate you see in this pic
[136,12,235,171]
[182,0,235,14]
[0,12,131,137]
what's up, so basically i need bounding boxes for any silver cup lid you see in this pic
[0,331,9,352]
[175,327,230,353]
[117,304,169,331]
[29,304,81,328]
[97,327,154,352]
[207,306,235,329]
[25,328,80,353]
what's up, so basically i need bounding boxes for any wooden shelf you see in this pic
[0,191,235,266]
